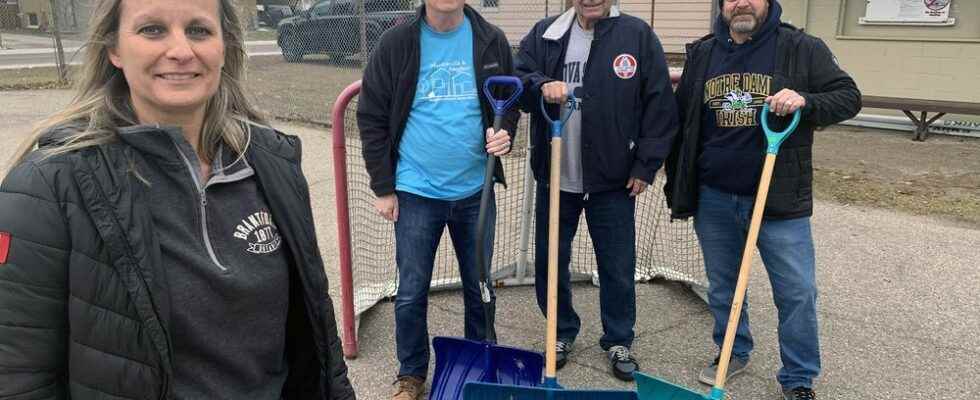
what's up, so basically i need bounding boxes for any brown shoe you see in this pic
[392,375,425,400]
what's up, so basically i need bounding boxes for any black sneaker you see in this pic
[555,340,573,370]
[783,387,816,400]
[607,345,639,381]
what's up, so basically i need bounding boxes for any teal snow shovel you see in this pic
[463,92,638,399]
[430,76,545,400]
[635,105,801,400]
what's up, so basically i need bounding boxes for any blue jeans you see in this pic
[693,185,820,390]
[534,183,636,350]
[393,190,496,378]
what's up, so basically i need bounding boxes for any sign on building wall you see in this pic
[861,0,955,26]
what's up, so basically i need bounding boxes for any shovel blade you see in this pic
[635,372,709,400]
[430,337,544,400]
[464,382,639,400]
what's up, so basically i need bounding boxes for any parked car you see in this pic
[258,4,294,28]
[276,0,415,62]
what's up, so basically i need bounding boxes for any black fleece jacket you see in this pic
[357,5,520,197]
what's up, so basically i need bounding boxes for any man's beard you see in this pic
[729,14,759,34]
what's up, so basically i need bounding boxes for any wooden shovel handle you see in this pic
[545,137,562,379]
[714,153,777,390]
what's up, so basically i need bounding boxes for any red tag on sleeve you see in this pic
[0,232,10,264]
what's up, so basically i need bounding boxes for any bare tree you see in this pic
[48,0,68,84]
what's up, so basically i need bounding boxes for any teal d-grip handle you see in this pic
[760,104,801,155]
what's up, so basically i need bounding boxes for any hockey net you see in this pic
[332,76,703,358]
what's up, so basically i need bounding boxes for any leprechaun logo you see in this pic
[704,73,773,128]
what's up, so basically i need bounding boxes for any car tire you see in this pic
[280,31,304,63]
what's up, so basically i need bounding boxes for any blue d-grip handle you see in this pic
[483,76,524,119]
[476,75,523,345]
[760,104,801,155]
[540,92,576,138]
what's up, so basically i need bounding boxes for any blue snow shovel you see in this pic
[430,76,545,400]
[463,92,639,400]
[635,105,801,400]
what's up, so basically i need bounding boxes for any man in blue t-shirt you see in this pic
[357,0,519,398]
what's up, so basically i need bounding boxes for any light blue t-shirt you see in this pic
[396,17,485,200]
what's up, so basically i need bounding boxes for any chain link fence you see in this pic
[245,0,572,125]
[0,0,671,120]
[250,0,670,124]
[0,0,579,115]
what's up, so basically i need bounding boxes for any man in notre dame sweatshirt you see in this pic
[666,1,861,399]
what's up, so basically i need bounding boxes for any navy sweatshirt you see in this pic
[698,1,783,195]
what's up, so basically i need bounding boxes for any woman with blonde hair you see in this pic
[0,0,355,398]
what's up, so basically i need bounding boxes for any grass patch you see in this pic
[244,55,362,125]
[0,66,74,90]
[814,168,980,228]
[246,30,279,41]
[0,28,87,42]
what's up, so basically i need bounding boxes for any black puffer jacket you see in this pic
[0,125,355,400]
[666,22,861,220]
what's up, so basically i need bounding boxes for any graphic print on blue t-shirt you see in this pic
[397,17,485,201]
[417,60,477,102]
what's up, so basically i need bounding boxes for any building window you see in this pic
[860,0,956,26]
[482,0,498,9]
[27,12,38,27]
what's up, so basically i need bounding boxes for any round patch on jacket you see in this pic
[613,54,637,79]
[234,211,282,254]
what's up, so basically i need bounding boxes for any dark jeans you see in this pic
[393,189,496,378]
[694,185,820,390]
[533,183,637,350]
